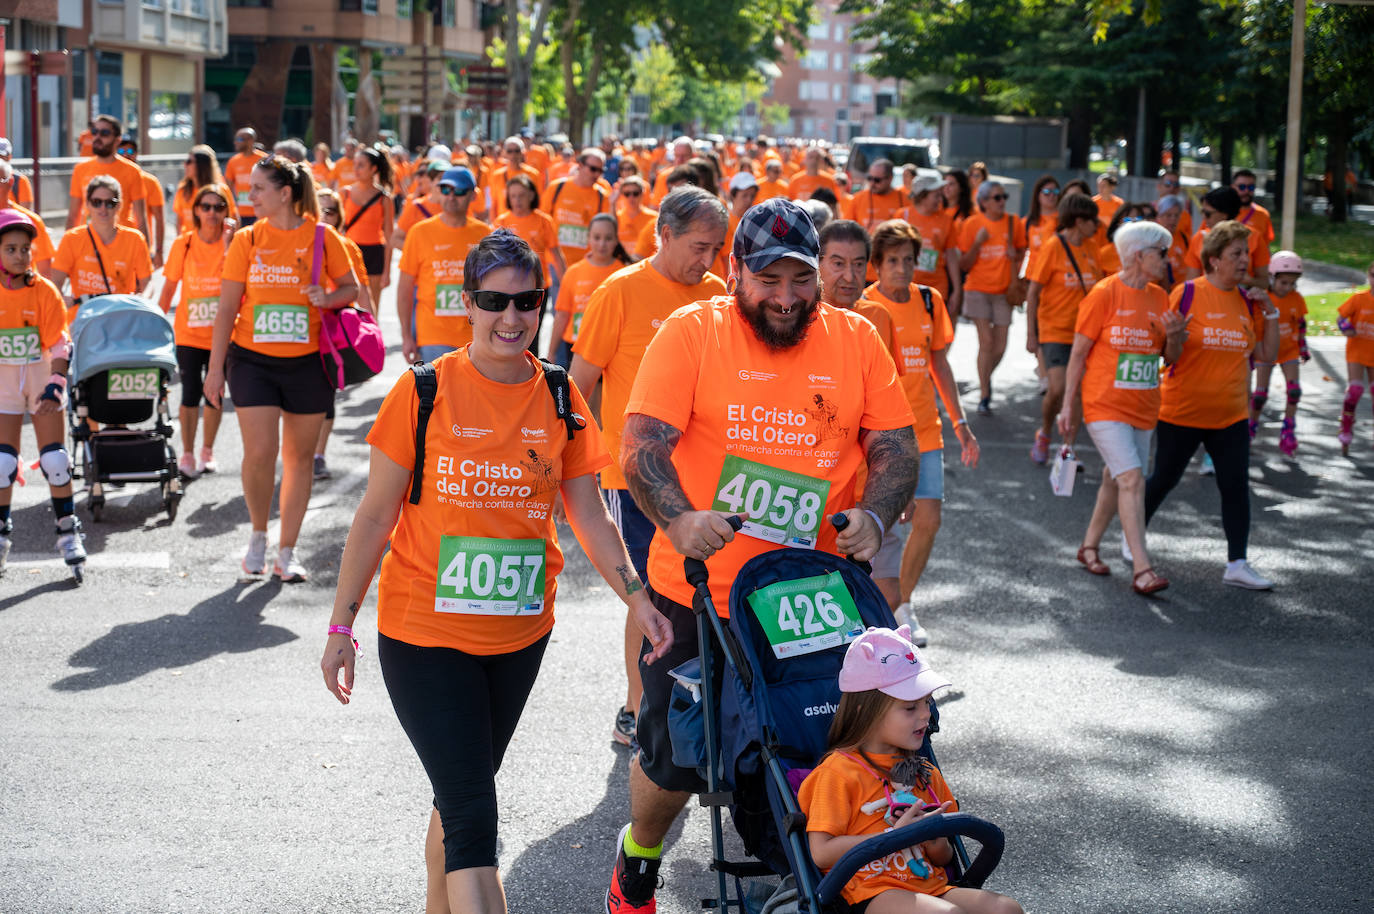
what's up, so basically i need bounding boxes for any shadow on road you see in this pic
[51,579,297,692]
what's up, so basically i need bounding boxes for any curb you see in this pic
[1303,258,1366,286]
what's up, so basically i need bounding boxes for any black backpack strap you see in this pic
[538,358,586,441]
[1057,232,1087,294]
[344,190,385,233]
[409,362,438,505]
[550,179,565,211]
[918,285,935,317]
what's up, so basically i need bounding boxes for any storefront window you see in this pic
[150,92,193,142]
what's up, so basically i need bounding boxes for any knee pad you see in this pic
[1345,384,1366,410]
[1286,381,1301,406]
[38,442,71,487]
[0,444,17,489]
[1250,389,1268,411]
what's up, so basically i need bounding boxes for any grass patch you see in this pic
[1305,285,1369,335]
[1273,213,1374,271]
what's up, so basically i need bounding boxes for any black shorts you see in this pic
[226,343,333,414]
[175,345,217,410]
[636,587,722,794]
[1040,341,1073,369]
[358,243,385,277]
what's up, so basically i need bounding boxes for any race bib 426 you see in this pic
[712,455,830,548]
[747,571,865,660]
[435,536,546,616]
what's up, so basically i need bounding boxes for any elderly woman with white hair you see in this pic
[1152,194,1189,291]
[1058,220,1189,596]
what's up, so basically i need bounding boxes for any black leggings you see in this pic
[378,631,549,872]
[1144,419,1251,561]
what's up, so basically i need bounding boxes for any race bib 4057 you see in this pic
[435,536,546,616]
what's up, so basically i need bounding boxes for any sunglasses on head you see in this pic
[470,289,546,312]
[1235,183,1255,191]
[197,201,228,213]
[440,185,471,196]
[88,197,119,210]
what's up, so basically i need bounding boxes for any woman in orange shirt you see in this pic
[1152,195,1189,291]
[957,181,1026,415]
[1023,175,1062,273]
[343,146,396,311]
[496,174,565,286]
[612,176,656,261]
[172,145,234,234]
[1143,221,1280,591]
[203,156,359,583]
[547,213,629,368]
[320,230,671,914]
[1059,221,1186,595]
[0,210,85,574]
[51,176,152,319]
[158,185,235,479]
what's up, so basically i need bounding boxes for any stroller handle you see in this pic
[683,514,746,588]
[816,812,1005,902]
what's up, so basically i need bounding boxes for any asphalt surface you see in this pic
[3,251,1372,913]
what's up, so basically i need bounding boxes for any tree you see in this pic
[1304,3,1374,221]
[501,0,556,134]
[629,45,768,134]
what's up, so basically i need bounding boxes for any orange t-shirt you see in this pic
[53,224,152,316]
[625,298,915,611]
[555,258,621,344]
[543,179,609,264]
[1024,216,1058,275]
[1238,202,1275,244]
[1183,225,1270,276]
[1074,274,1169,430]
[397,196,440,237]
[1158,278,1257,429]
[222,218,354,358]
[1097,240,1122,276]
[572,258,726,490]
[617,206,657,260]
[1337,291,1374,366]
[223,150,268,216]
[865,283,952,453]
[367,348,610,655]
[330,156,356,191]
[902,208,956,298]
[1029,234,1101,345]
[844,189,906,232]
[0,274,68,361]
[712,212,744,283]
[524,144,551,181]
[1265,288,1307,364]
[1162,229,1188,291]
[311,160,334,186]
[495,209,558,280]
[171,182,239,232]
[851,299,904,375]
[756,179,790,203]
[341,236,368,292]
[13,172,34,208]
[398,215,493,349]
[142,173,165,212]
[489,163,545,218]
[958,213,1026,294]
[798,751,958,907]
[163,231,227,350]
[787,173,838,201]
[69,156,147,227]
[4,203,55,264]
[547,160,574,183]
[342,187,388,249]
[635,219,659,260]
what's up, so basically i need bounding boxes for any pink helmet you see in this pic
[1269,250,1303,275]
[0,208,36,239]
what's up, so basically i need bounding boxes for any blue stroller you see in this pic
[67,295,182,523]
[671,518,1005,913]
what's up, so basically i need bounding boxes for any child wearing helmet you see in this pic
[0,209,86,576]
[1336,260,1374,456]
[1250,250,1308,457]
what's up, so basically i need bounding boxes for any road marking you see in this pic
[7,551,171,570]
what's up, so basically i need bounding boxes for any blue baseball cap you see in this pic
[438,167,476,193]
[732,197,819,272]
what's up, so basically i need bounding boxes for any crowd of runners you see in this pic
[2,116,1373,912]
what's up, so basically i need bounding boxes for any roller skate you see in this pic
[55,514,87,584]
[0,517,11,578]
[1278,418,1298,457]
[1338,415,1354,457]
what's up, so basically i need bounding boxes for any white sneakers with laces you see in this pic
[275,546,307,584]
[1222,560,1273,591]
[894,602,929,647]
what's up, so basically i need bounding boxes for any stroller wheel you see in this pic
[165,491,181,522]
[89,498,104,523]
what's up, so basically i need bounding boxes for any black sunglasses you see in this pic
[621,189,642,197]
[197,201,228,213]
[88,197,120,210]
[470,289,546,312]
[988,193,1007,202]
[439,185,472,196]
[581,162,604,173]
[92,127,116,137]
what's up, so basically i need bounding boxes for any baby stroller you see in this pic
[67,295,182,523]
[670,517,1005,913]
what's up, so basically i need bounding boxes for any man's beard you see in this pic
[737,285,821,351]
[94,138,114,158]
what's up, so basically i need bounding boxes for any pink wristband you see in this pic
[329,624,361,656]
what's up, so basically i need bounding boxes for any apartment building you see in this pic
[210,0,485,150]
[764,0,926,144]
[3,0,226,156]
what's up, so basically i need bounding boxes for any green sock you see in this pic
[623,827,662,860]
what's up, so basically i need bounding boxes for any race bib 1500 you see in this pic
[712,455,830,548]
[435,536,546,616]
[747,571,865,660]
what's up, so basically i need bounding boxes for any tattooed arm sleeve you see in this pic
[622,413,694,531]
[857,425,919,531]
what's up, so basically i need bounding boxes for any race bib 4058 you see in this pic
[712,455,830,548]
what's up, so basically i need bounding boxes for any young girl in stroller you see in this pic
[798,626,1022,914]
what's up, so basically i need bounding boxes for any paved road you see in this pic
[3,261,1371,913]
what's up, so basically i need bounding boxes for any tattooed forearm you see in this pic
[857,425,918,529]
[615,563,644,597]
[347,602,360,616]
[622,413,694,531]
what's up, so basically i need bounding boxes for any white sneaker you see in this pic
[894,603,930,647]
[1121,531,1134,564]
[178,453,200,479]
[55,515,87,566]
[242,530,268,575]
[0,532,11,576]
[1222,561,1273,591]
[1199,453,1215,476]
[197,448,218,475]
[274,546,307,583]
